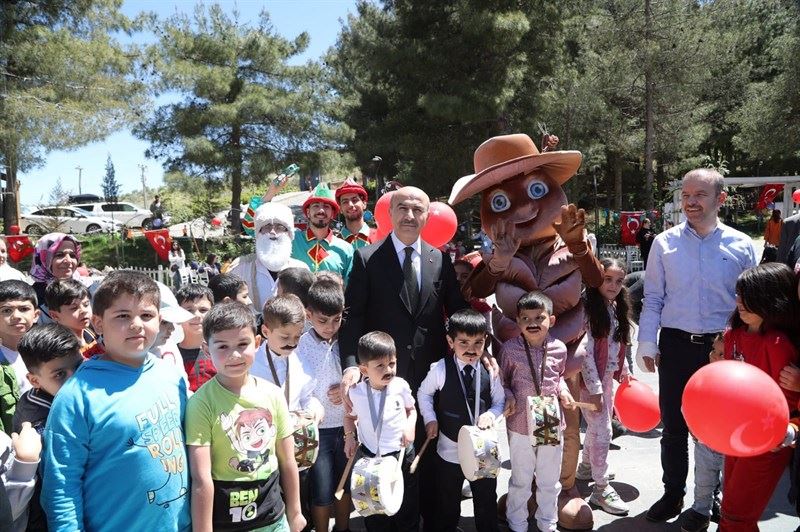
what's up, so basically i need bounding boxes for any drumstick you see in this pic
[334,451,358,500]
[571,401,598,411]
[409,437,433,474]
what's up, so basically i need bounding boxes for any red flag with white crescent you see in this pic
[5,235,34,263]
[756,184,783,210]
[620,211,644,245]
[145,229,172,261]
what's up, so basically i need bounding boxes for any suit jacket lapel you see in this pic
[416,243,439,317]
[376,238,410,312]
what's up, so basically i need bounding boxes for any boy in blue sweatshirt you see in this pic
[42,271,190,531]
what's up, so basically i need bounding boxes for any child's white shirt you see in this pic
[417,357,505,464]
[0,346,31,395]
[296,330,345,429]
[348,377,414,455]
[251,342,322,415]
[0,430,39,531]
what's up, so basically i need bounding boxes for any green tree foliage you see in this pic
[48,176,69,206]
[0,0,146,228]
[135,3,347,232]
[327,0,562,199]
[332,0,800,220]
[102,154,120,202]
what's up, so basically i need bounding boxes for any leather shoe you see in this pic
[645,494,683,522]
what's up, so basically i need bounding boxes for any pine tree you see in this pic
[136,4,344,233]
[327,0,562,198]
[0,0,145,229]
[102,155,120,203]
[48,177,69,206]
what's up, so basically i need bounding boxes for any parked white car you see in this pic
[20,206,123,236]
[70,201,169,228]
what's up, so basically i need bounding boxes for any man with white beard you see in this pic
[291,183,354,282]
[229,202,309,311]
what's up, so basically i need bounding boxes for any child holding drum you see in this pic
[185,301,305,531]
[417,309,505,531]
[576,258,633,515]
[344,331,418,531]
[501,291,576,532]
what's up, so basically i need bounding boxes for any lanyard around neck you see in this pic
[365,382,387,456]
[455,356,480,425]
[523,338,547,397]
[265,345,290,405]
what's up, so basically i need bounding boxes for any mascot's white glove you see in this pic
[636,341,659,373]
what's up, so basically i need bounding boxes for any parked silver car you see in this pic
[20,206,123,235]
[71,201,170,228]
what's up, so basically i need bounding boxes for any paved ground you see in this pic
[347,366,797,530]
[347,237,787,531]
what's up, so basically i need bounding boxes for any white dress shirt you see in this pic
[348,377,415,455]
[296,330,345,429]
[417,357,505,463]
[250,343,321,415]
[390,232,421,289]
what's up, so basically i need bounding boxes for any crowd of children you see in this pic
[0,248,797,531]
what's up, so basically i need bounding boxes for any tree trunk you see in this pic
[656,163,665,206]
[643,0,655,210]
[1,4,19,232]
[230,123,243,234]
[2,151,18,232]
[613,153,623,211]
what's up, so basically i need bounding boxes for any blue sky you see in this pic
[20,0,357,210]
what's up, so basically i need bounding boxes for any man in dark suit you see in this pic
[339,186,468,530]
[777,212,800,264]
[339,186,467,389]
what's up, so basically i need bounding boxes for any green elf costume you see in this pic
[291,183,354,281]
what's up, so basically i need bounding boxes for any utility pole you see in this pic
[138,164,147,207]
[75,166,83,195]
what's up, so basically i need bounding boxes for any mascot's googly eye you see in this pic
[527,180,549,200]
[489,191,511,213]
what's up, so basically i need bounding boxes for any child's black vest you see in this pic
[435,356,492,441]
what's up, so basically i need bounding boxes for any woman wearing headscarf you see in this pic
[29,233,81,323]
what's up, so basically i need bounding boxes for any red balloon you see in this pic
[793,189,800,204]
[211,217,222,227]
[8,225,20,235]
[614,378,661,432]
[682,360,788,457]
[421,202,458,248]
[374,224,391,241]
[374,192,393,231]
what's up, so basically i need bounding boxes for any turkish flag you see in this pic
[145,229,172,261]
[620,211,645,245]
[756,184,783,210]
[5,235,34,263]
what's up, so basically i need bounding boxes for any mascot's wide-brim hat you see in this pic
[303,182,340,217]
[448,133,582,205]
[335,177,368,203]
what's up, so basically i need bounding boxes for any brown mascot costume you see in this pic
[449,133,602,530]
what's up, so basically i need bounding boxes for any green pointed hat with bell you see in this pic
[303,182,340,217]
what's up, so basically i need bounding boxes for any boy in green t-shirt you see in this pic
[185,301,305,531]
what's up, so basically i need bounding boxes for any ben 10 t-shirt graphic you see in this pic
[222,408,277,472]
[185,377,293,528]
